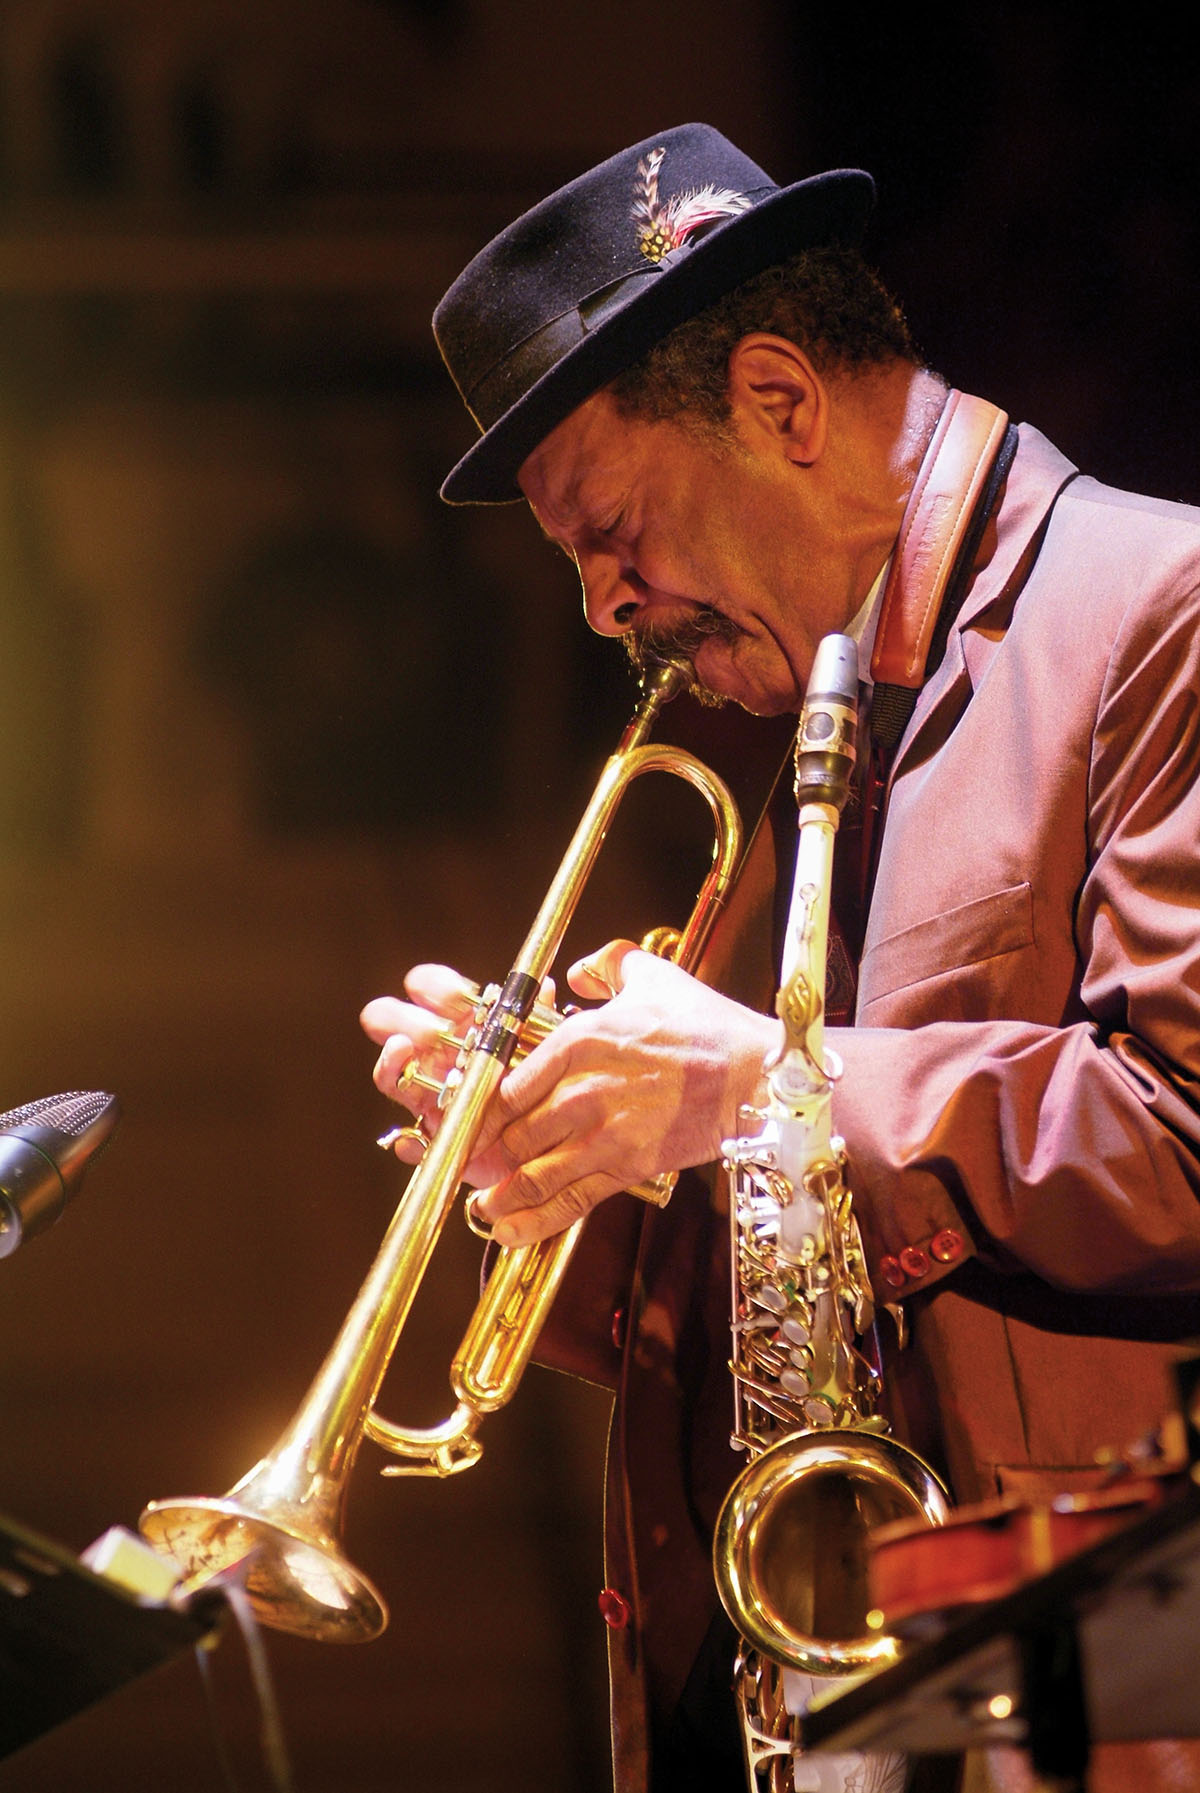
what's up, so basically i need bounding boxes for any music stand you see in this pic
[0,1507,222,1759]
[799,1474,1200,1787]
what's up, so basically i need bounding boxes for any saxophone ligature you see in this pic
[714,635,949,1793]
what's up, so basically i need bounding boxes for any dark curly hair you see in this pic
[609,246,919,436]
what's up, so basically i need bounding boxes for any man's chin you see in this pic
[684,670,730,710]
[689,645,800,717]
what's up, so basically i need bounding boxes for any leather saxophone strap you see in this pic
[841,392,1017,955]
[870,389,1018,757]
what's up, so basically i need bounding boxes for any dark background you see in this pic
[1,7,1196,1790]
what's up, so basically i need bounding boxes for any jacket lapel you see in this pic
[886,424,1080,787]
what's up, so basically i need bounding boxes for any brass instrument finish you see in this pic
[140,659,743,1643]
[714,636,949,1790]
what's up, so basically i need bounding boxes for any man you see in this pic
[361,125,1200,1791]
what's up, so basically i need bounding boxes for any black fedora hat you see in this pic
[434,123,874,504]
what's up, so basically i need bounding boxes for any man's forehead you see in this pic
[517,390,626,522]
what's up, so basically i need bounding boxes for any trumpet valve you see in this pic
[395,1062,448,1102]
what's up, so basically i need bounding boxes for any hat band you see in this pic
[465,262,662,431]
[460,176,777,438]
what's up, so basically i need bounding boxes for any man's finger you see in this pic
[566,938,642,1001]
[360,995,414,1043]
[478,1168,621,1246]
[403,963,480,1017]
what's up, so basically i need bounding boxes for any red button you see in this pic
[899,1247,929,1279]
[930,1228,964,1263]
[878,1255,905,1289]
[598,1588,632,1630]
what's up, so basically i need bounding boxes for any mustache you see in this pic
[624,606,740,706]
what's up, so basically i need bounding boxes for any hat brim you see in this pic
[440,167,874,504]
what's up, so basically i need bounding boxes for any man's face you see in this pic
[517,389,848,716]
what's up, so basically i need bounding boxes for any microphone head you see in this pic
[0,1091,120,1260]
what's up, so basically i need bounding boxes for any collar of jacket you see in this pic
[887,419,1079,788]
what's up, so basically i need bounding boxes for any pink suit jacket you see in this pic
[537,417,1200,1789]
[837,421,1200,1503]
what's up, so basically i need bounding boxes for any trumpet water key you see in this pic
[714,636,949,1793]
[140,659,742,1643]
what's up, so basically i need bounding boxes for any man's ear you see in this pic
[726,334,828,467]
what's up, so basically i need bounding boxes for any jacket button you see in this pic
[878,1255,905,1289]
[611,1306,627,1351]
[598,1587,632,1630]
[930,1228,964,1263]
[899,1247,929,1279]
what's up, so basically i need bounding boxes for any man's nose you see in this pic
[577,550,643,637]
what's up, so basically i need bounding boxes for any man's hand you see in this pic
[361,963,558,1184]
[361,963,482,1157]
[361,942,774,1247]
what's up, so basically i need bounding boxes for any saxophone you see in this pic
[714,636,949,1793]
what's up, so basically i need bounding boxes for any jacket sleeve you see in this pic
[832,558,1200,1301]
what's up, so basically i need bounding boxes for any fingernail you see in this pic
[580,961,616,997]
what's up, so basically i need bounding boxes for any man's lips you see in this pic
[624,605,741,696]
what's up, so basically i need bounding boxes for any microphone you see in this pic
[0,1091,120,1259]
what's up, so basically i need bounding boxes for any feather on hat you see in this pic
[434,124,874,504]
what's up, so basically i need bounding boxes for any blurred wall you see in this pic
[0,7,789,1791]
[0,6,1196,1791]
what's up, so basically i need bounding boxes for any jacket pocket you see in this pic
[859,880,1034,1007]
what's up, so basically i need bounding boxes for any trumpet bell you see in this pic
[714,1428,950,1677]
[141,1491,388,1643]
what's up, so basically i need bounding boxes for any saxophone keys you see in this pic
[801,1393,838,1426]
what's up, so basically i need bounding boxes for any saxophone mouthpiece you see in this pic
[794,634,859,813]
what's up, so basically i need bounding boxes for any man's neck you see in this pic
[828,365,950,617]
[889,368,953,489]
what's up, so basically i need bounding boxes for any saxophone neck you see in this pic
[769,823,837,1117]
[774,630,860,1088]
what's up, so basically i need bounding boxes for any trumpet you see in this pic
[140,659,742,1643]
